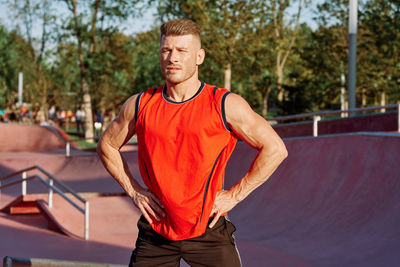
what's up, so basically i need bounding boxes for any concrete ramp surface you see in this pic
[0,123,67,152]
[226,134,400,267]
[1,130,399,266]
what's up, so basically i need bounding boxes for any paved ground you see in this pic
[1,123,400,266]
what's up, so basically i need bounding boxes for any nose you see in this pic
[168,49,179,63]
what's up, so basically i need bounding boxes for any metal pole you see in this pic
[313,116,321,137]
[18,72,23,121]
[49,179,53,208]
[348,0,357,113]
[66,142,70,157]
[22,171,27,195]
[340,73,347,118]
[85,201,89,240]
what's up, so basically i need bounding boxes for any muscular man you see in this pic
[97,19,287,267]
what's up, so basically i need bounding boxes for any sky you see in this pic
[0,2,157,36]
[0,1,324,39]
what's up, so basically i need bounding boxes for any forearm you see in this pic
[229,146,287,203]
[97,142,141,197]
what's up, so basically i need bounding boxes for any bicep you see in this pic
[225,93,284,151]
[100,94,138,150]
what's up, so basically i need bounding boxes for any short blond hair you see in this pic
[160,19,201,43]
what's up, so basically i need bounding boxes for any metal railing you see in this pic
[268,104,400,137]
[0,166,89,240]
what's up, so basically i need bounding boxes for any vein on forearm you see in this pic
[231,143,286,203]
[98,141,138,197]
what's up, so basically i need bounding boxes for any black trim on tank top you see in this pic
[199,146,226,222]
[162,81,205,104]
[213,86,218,97]
[151,87,157,97]
[221,92,233,132]
[134,92,144,122]
[135,88,157,122]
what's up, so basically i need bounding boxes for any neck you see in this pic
[165,76,201,102]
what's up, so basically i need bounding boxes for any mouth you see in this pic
[166,66,181,72]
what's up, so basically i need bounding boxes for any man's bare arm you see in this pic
[97,94,164,223]
[209,93,288,227]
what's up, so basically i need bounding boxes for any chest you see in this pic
[136,95,224,143]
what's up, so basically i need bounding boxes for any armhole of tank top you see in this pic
[221,91,233,132]
[134,92,144,123]
[135,88,157,123]
[213,86,218,98]
[213,87,232,132]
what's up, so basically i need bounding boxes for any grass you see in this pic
[61,126,100,150]
[73,139,98,150]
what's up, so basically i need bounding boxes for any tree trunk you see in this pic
[80,66,94,141]
[272,0,302,104]
[83,92,94,140]
[276,63,284,102]
[380,91,386,113]
[261,85,272,118]
[224,63,231,90]
[361,88,367,114]
[40,84,48,122]
[70,0,94,142]
[361,88,367,107]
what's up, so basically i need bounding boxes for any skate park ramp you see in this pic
[0,122,400,266]
[226,133,400,267]
[0,123,68,152]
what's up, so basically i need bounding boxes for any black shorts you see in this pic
[129,216,242,267]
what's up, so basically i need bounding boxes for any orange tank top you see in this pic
[135,82,237,240]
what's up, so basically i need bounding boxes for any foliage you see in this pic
[358,0,400,104]
[154,0,307,116]
[130,28,164,94]
[0,0,399,120]
[299,0,400,109]
[0,25,19,108]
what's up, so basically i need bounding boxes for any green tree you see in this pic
[4,0,56,121]
[307,0,399,109]
[130,28,164,94]
[61,0,140,140]
[155,0,307,117]
[0,25,20,109]
[50,42,80,115]
[156,0,260,90]
[91,32,138,117]
[359,0,400,106]
[233,0,307,116]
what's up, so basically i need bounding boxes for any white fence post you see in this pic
[22,171,27,195]
[48,179,53,208]
[313,116,321,137]
[85,201,89,240]
[66,142,70,157]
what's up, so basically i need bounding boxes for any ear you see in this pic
[196,48,205,65]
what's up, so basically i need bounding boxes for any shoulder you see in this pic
[119,93,140,122]
[120,87,161,122]
[224,92,263,128]
[225,92,252,114]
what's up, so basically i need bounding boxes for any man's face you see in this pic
[160,34,204,85]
